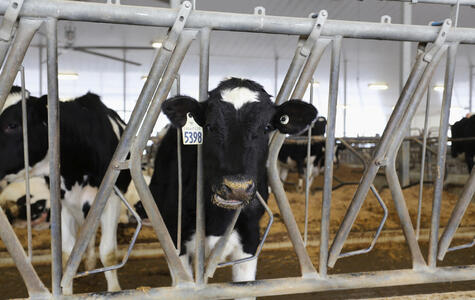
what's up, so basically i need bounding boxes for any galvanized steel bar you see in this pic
[0,209,50,297]
[416,85,432,240]
[292,38,331,99]
[128,29,197,286]
[45,17,63,297]
[303,81,313,247]
[0,0,23,67]
[381,0,475,5]
[319,36,341,277]
[20,65,32,261]
[327,36,438,268]
[61,2,193,289]
[195,26,210,285]
[204,208,241,280]
[428,43,459,268]
[4,0,475,44]
[69,265,475,300]
[438,167,475,259]
[383,43,448,270]
[0,18,42,111]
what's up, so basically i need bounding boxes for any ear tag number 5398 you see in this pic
[182,112,203,145]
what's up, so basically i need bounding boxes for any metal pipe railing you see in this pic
[45,17,63,296]
[0,18,42,111]
[4,0,475,44]
[319,36,341,277]
[428,43,459,268]
[60,2,194,289]
[195,26,210,286]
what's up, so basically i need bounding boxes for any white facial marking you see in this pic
[4,156,50,183]
[221,87,259,110]
[2,90,30,112]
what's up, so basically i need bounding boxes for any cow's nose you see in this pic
[213,175,256,209]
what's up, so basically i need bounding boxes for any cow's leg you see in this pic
[61,206,77,295]
[279,166,289,182]
[179,254,193,279]
[85,231,97,271]
[99,193,121,292]
[231,251,257,300]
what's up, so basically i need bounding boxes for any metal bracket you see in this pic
[75,186,142,278]
[163,1,192,52]
[107,0,120,4]
[424,18,451,63]
[380,15,392,24]
[254,6,265,16]
[446,237,475,253]
[112,160,130,170]
[0,0,24,41]
[300,10,327,57]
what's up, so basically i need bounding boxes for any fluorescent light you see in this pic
[312,80,320,87]
[151,41,162,48]
[368,82,389,90]
[450,106,465,111]
[337,104,349,109]
[141,75,148,81]
[58,72,78,80]
[433,85,444,92]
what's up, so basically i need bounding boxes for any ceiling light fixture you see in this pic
[433,85,444,92]
[151,41,163,48]
[312,80,320,87]
[58,72,79,80]
[368,82,389,90]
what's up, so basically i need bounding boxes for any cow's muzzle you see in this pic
[212,175,256,209]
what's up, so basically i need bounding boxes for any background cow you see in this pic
[278,116,327,191]
[0,87,131,294]
[451,114,475,173]
[150,77,316,299]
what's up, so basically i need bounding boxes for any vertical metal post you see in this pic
[46,18,62,297]
[122,49,127,120]
[304,79,313,246]
[46,17,63,297]
[20,65,32,261]
[274,54,278,97]
[416,84,431,239]
[195,27,210,285]
[399,2,412,187]
[39,45,43,95]
[320,36,341,277]
[470,65,473,112]
[428,43,458,268]
[343,58,348,137]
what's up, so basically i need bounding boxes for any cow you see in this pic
[278,116,327,191]
[451,114,475,173]
[0,176,50,228]
[150,77,316,298]
[0,87,131,294]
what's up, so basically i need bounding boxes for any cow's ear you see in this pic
[162,96,206,127]
[272,100,317,134]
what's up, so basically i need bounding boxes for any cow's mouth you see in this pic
[212,194,246,210]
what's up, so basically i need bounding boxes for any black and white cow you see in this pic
[278,116,327,190]
[451,114,475,173]
[150,77,316,296]
[0,87,131,294]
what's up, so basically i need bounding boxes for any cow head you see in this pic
[0,92,48,181]
[450,117,466,158]
[163,78,317,209]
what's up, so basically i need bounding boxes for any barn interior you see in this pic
[0,0,475,299]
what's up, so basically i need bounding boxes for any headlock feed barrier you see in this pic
[0,0,474,298]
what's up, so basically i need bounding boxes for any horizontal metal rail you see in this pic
[3,0,475,43]
[66,265,475,299]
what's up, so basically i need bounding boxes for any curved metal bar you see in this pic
[75,186,143,278]
[446,238,475,253]
[338,185,388,259]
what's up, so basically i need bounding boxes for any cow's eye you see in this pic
[5,123,20,133]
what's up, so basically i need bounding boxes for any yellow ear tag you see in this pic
[182,112,203,145]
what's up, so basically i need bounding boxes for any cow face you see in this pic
[163,78,317,209]
[0,96,48,181]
